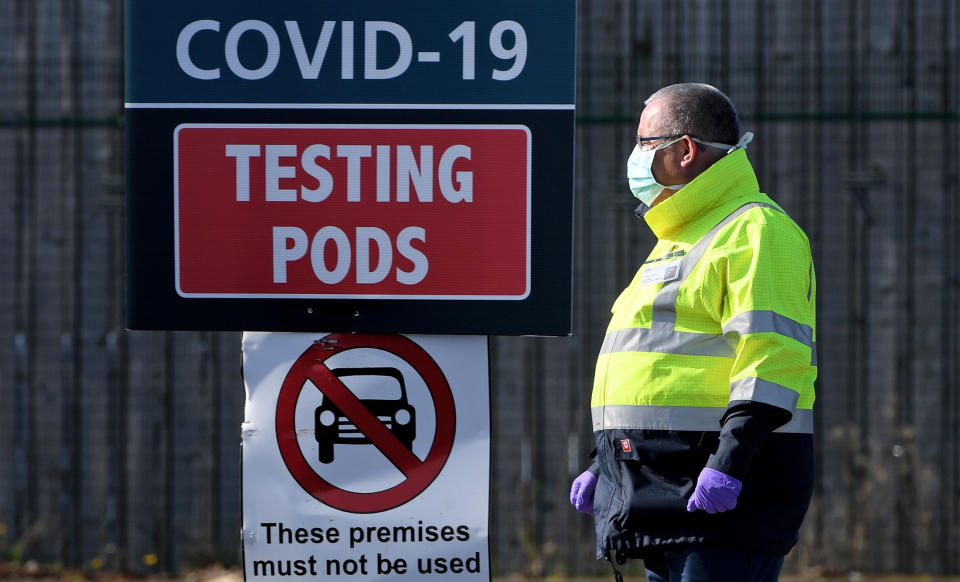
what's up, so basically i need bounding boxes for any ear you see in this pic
[678,135,699,168]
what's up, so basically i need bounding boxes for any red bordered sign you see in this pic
[275,333,456,513]
[174,124,531,300]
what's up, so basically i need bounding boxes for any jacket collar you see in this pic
[641,149,760,239]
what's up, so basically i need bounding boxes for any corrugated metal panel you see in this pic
[0,0,958,577]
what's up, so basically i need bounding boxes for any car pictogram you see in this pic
[314,367,416,463]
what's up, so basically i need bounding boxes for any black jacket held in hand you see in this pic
[591,403,814,560]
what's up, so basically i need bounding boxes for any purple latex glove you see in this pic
[686,467,742,514]
[569,470,598,515]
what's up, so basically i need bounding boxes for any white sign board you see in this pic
[241,332,490,581]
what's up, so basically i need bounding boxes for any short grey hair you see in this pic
[644,83,741,146]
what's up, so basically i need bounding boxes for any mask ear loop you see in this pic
[691,131,754,154]
[727,131,754,153]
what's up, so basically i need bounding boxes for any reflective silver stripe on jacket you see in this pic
[599,327,735,358]
[729,377,800,410]
[722,309,818,366]
[602,315,818,365]
[592,405,814,434]
[722,310,813,349]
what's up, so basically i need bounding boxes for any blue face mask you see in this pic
[626,132,755,206]
[626,137,685,206]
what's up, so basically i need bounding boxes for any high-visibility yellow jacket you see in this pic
[593,147,815,430]
[590,148,816,558]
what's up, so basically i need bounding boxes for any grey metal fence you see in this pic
[1,0,959,577]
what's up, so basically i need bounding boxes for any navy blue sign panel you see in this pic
[125,0,575,336]
[126,0,574,106]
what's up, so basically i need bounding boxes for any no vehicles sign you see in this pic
[241,333,490,580]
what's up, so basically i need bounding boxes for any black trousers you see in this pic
[643,545,784,582]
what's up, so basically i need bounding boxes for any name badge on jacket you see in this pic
[639,259,682,286]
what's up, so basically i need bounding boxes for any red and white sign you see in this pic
[175,124,530,299]
[241,332,490,581]
[275,333,456,513]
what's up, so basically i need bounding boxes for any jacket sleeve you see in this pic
[706,401,789,479]
[705,210,817,478]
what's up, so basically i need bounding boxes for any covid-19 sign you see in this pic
[171,19,532,85]
[126,0,575,334]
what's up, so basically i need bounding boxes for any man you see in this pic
[569,83,816,582]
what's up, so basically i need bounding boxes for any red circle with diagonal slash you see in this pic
[276,333,456,513]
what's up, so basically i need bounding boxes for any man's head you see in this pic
[634,83,742,205]
[643,83,741,147]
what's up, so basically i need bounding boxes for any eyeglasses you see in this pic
[636,134,685,150]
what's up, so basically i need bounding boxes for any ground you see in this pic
[2,563,960,582]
